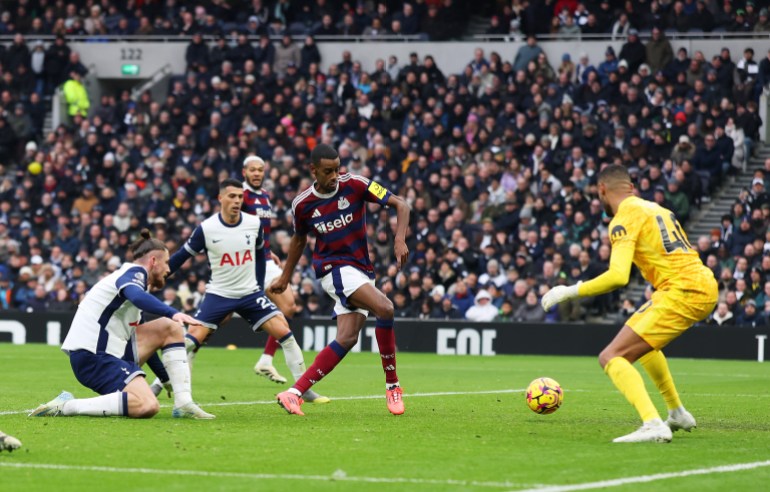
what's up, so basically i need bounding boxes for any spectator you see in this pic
[513,36,543,72]
[465,289,498,321]
[645,27,674,73]
[274,35,300,77]
[62,70,89,118]
[708,301,735,326]
[618,29,645,73]
[514,289,546,322]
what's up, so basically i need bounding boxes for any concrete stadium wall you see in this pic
[71,38,769,80]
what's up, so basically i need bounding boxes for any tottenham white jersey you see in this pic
[62,263,148,358]
[183,212,265,298]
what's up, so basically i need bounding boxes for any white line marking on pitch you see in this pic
[1,388,533,415]
[510,460,770,492]
[0,462,530,489]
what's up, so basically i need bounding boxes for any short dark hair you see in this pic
[219,178,242,191]
[597,164,632,185]
[310,144,338,166]
[130,229,167,259]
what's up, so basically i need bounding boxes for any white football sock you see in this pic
[257,353,274,366]
[279,334,306,381]
[162,346,193,407]
[62,392,123,417]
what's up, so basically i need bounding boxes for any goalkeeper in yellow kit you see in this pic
[542,164,717,443]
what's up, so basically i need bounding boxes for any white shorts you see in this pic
[264,259,282,289]
[320,265,375,318]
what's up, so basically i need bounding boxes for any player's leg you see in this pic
[255,262,294,383]
[277,312,365,416]
[30,349,146,418]
[639,350,696,432]
[147,352,173,398]
[185,293,231,368]
[136,318,214,419]
[0,430,22,452]
[599,325,671,443]
[348,280,404,415]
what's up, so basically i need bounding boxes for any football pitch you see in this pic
[1,344,769,491]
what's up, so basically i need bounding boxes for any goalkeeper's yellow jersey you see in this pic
[606,195,710,292]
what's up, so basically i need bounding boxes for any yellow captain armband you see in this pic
[368,180,388,200]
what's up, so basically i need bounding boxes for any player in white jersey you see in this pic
[168,179,327,403]
[30,230,214,419]
[0,430,21,452]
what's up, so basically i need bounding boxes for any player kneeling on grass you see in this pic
[30,230,214,419]
[167,179,327,404]
[542,164,717,443]
[0,430,21,451]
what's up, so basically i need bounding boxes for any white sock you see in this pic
[257,353,273,366]
[386,382,400,390]
[278,334,306,381]
[669,406,687,417]
[62,392,123,417]
[162,346,193,407]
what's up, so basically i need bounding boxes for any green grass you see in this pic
[1,344,769,492]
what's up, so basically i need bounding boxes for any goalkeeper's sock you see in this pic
[290,340,348,395]
[278,332,306,381]
[604,356,660,423]
[62,393,125,417]
[639,350,683,411]
[162,343,193,407]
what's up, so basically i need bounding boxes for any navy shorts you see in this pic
[69,342,145,395]
[195,290,281,331]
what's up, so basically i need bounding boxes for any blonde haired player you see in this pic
[542,164,717,443]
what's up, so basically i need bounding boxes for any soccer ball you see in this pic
[526,377,564,414]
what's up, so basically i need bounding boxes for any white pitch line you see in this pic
[0,388,531,416]
[0,462,530,489]
[510,460,770,492]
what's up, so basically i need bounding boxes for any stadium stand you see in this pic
[1,1,770,325]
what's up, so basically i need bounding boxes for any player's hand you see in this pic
[270,277,289,295]
[394,239,409,270]
[172,312,203,327]
[541,284,580,311]
[270,252,283,268]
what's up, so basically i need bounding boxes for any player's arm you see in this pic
[542,221,636,311]
[386,193,411,269]
[168,226,205,275]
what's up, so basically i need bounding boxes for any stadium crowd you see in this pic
[0,1,769,326]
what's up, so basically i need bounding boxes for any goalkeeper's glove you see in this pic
[541,282,581,311]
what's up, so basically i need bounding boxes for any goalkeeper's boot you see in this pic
[613,419,672,443]
[302,389,330,404]
[665,407,697,432]
[29,391,74,417]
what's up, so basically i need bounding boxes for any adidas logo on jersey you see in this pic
[314,213,354,234]
[312,209,321,218]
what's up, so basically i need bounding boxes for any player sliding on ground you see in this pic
[168,179,327,404]
[30,230,214,419]
[271,144,411,416]
[542,164,717,443]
